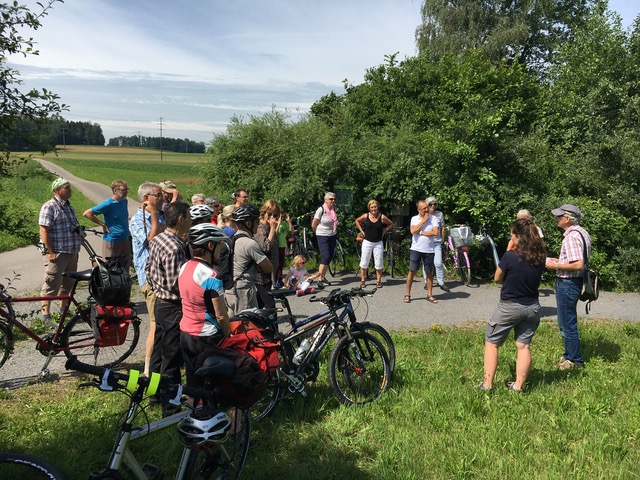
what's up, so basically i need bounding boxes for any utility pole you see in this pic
[158,117,164,161]
[61,127,66,151]
[185,138,188,153]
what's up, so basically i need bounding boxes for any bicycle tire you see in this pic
[0,452,64,480]
[456,248,471,285]
[350,321,396,376]
[329,240,345,277]
[392,240,411,278]
[328,331,391,406]
[62,310,141,368]
[183,408,252,480]
[0,322,14,369]
[471,241,498,281]
[442,243,456,280]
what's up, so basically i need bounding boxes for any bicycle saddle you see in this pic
[62,270,92,281]
[196,356,235,379]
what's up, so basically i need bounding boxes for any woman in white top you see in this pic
[311,192,338,287]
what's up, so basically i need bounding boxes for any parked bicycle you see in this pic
[0,227,140,377]
[385,227,411,278]
[248,288,393,420]
[289,213,318,261]
[328,236,346,277]
[65,355,251,480]
[443,225,472,286]
[0,452,64,479]
[471,224,501,281]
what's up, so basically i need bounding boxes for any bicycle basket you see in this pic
[450,226,474,248]
[90,305,134,347]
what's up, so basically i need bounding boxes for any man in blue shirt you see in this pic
[83,179,131,271]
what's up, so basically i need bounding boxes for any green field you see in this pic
[1,321,639,479]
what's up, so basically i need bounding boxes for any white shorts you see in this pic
[360,240,384,270]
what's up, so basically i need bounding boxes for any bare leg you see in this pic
[514,341,532,390]
[360,268,367,283]
[426,272,434,298]
[144,320,156,377]
[318,263,328,281]
[376,269,383,285]
[405,271,416,296]
[483,341,499,389]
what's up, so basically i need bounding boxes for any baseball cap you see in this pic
[551,204,581,218]
[159,180,177,193]
[51,177,70,192]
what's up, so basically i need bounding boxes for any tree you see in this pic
[415,0,596,72]
[0,0,67,173]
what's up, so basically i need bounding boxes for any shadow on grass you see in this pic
[583,336,621,363]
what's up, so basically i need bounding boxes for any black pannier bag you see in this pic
[89,258,132,306]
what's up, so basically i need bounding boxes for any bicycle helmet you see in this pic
[176,410,232,447]
[189,204,213,221]
[231,204,260,223]
[188,223,228,246]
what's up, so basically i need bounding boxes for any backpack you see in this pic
[218,317,280,374]
[89,258,132,306]
[577,231,599,314]
[195,344,267,408]
[218,232,254,291]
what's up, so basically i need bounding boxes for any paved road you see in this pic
[1,161,638,388]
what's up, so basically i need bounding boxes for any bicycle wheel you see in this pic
[392,240,411,278]
[456,248,471,285]
[328,331,391,406]
[328,240,346,277]
[183,408,252,480]
[351,322,396,376]
[0,322,14,369]
[471,241,498,281]
[0,452,64,480]
[442,244,456,280]
[62,310,141,368]
[251,367,284,421]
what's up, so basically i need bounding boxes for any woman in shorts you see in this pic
[479,218,546,392]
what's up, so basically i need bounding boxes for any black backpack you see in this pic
[217,232,253,291]
[89,258,132,306]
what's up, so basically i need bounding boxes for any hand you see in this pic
[143,197,157,214]
[47,252,56,260]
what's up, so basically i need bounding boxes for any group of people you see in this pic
[38,177,592,395]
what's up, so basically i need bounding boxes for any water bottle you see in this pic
[292,338,311,365]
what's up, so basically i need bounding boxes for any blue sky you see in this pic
[8,0,639,144]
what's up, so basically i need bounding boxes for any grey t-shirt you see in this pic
[232,233,266,288]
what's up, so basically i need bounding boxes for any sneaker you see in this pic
[439,283,451,292]
[317,279,331,288]
[506,381,522,393]
[477,382,492,392]
[272,281,284,290]
[558,359,584,370]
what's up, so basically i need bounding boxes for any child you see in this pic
[285,255,319,295]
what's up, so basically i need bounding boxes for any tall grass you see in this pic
[1,320,639,479]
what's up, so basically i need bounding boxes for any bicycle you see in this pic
[0,452,64,479]
[471,224,501,281]
[0,228,140,377]
[251,287,392,420]
[385,227,411,278]
[290,213,318,261]
[65,355,251,480]
[442,225,472,286]
[328,236,346,277]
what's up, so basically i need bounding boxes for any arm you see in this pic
[409,214,429,235]
[311,217,319,233]
[83,208,109,234]
[382,215,395,234]
[494,266,506,284]
[212,296,230,336]
[545,258,585,272]
[142,198,163,242]
[355,214,366,235]
[39,225,56,260]
[256,257,273,274]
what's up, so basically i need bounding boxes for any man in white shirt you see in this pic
[404,199,439,304]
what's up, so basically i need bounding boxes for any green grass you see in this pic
[1,319,639,479]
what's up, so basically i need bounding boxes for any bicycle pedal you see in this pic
[141,463,164,479]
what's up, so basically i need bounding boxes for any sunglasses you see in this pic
[428,202,436,206]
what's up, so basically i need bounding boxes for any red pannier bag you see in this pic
[90,304,135,347]
[220,316,280,374]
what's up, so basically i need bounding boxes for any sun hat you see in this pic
[159,180,177,193]
[551,204,581,219]
[51,177,70,192]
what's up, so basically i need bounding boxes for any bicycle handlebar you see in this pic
[65,356,213,402]
[308,287,377,306]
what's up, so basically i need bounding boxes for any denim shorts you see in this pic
[409,250,434,274]
[485,300,541,345]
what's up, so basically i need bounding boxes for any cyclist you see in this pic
[224,205,273,315]
[178,223,230,391]
[189,204,213,226]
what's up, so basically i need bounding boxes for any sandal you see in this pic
[403,294,411,303]
[427,296,439,304]
[376,283,383,289]
[360,281,366,288]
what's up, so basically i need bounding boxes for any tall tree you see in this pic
[416,0,595,71]
[0,0,67,172]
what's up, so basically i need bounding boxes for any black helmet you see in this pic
[231,204,260,222]
[188,223,228,246]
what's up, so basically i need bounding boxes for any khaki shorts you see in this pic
[103,239,132,272]
[485,300,541,346]
[41,252,79,297]
[141,282,157,323]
